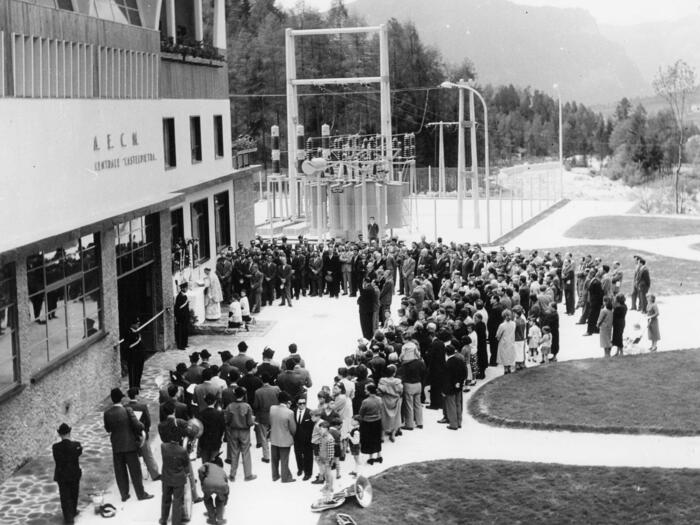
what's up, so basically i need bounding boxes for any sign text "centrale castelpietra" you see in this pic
[92,132,157,171]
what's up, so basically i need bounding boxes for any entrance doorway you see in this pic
[117,265,156,352]
[115,214,162,376]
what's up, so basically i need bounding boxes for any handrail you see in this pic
[115,308,166,346]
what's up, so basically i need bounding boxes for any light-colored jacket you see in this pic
[269,404,296,447]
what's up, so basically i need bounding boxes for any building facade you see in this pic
[0,0,257,481]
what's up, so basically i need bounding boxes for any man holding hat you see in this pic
[104,388,153,502]
[53,423,82,524]
[174,283,190,350]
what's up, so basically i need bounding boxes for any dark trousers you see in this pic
[564,287,575,315]
[292,278,303,299]
[428,379,443,409]
[263,281,275,305]
[160,483,184,525]
[359,310,374,340]
[444,391,463,429]
[112,450,145,500]
[294,441,314,477]
[57,477,80,523]
[271,445,293,482]
[279,283,292,306]
[638,288,648,313]
[631,286,638,310]
[587,303,602,335]
[175,320,188,349]
[128,353,144,389]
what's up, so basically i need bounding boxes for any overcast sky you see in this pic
[277,0,700,26]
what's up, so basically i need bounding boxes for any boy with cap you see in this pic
[53,423,82,524]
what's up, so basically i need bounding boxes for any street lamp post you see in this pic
[440,80,491,243]
[554,83,563,200]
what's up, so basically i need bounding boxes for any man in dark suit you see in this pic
[276,359,307,407]
[442,345,467,430]
[103,388,153,502]
[198,393,226,463]
[426,327,446,410]
[377,269,394,322]
[278,256,293,307]
[292,397,314,480]
[367,216,379,241]
[53,423,82,524]
[174,283,190,350]
[637,258,651,313]
[160,436,190,525]
[124,320,145,389]
[125,387,160,481]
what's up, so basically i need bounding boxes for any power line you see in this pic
[228,86,439,98]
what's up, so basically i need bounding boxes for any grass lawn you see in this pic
[318,459,700,525]
[541,245,700,296]
[564,215,700,240]
[468,349,700,435]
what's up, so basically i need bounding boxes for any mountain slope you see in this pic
[601,15,700,86]
[348,0,647,105]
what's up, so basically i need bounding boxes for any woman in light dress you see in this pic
[597,297,614,358]
[496,309,517,374]
[646,294,660,352]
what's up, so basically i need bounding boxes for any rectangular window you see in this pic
[214,115,224,159]
[0,262,19,391]
[190,116,202,163]
[214,191,231,252]
[26,233,102,371]
[190,199,210,264]
[170,208,186,272]
[115,215,156,278]
[163,117,176,168]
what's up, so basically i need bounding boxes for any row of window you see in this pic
[0,195,234,393]
[163,115,225,169]
[171,192,231,270]
[11,32,158,99]
[21,0,142,27]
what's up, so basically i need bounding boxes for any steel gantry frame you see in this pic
[285,25,393,218]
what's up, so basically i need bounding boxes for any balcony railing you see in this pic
[160,36,225,66]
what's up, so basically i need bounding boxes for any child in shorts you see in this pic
[527,321,542,363]
[348,417,361,477]
[539,325,552,364]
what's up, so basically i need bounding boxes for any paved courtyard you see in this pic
[3,198,700,525]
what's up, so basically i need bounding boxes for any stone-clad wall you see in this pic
[0,227,121,482]
[232,166,260,245]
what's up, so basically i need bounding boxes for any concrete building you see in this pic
[0,0,257,481]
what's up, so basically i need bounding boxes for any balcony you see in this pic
[160,36,225,68]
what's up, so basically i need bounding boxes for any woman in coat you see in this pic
[358,383,383,465]
[377,365,403,442]
[646,294,660,352]
[597,297,614,357]
[496,309,517,374]
[612,293,628,356]
[474,312,488,379]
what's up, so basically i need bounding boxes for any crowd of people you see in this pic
[54,233,661,525]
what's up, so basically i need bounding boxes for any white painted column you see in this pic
[165,0,176,42]
[213,0,226,50]
[194,0,203,42]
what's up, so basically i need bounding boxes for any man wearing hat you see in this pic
[257,347,280,383]
[174,283,190,350]
[218,350,235,378]
[200,349,212,368]
[53,423,82,524]
[124,319,145,389]
[223,386,256,482]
